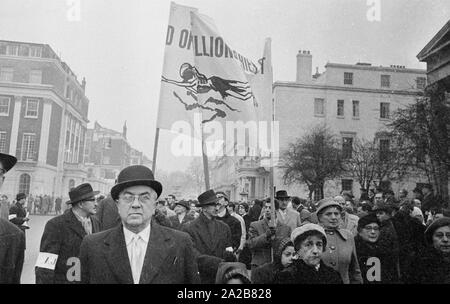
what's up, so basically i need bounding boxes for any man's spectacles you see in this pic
[119,193,154,204]
[0,168,6,177]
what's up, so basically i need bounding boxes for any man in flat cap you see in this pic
[35,183,100,283]
[79,165,200,284]
[0,152,25,283]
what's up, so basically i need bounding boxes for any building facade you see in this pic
[0,40,89,201]
[84,121,152,194]
[273,50,427,199]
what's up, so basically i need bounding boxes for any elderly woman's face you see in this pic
[432,226,450,254]
[319,207,341,228]
[297,235,323,267]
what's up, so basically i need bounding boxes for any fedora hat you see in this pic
[197,189,220,207]
[174,199,190,210]
[0,153,17,173]
[111,165,162,200]
[67,183,99,205]
[16,193,26,201]
[275,190,290,199]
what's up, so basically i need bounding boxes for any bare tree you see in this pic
[281,124,344,200]
[389,83,450,202]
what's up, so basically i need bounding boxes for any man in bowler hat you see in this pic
[0,153,25,284]
[35,183,100,283]
[182,189,234,283]
[79,165,200,284]
[9,192,30,233]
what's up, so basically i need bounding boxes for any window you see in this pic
[103,156,110,165]
[104,137,112,149]
[21,133,36,161]
[0,96,10,116]
[69,179,75,191]
[344,72,353,85]
[380,102,390,119]
[19,45,29,56]
[379,139,390,161]
[30,46,42,58]
[381,75,391,88]
[342,137,353,159]
[0,67,13,82]
[342,179,353,192]
[29,70,42,84]
[0,132,7,153]
[416,77,426,89]
[6,45,18,56]
[25,99,39,118]
[352,100,360,118]
[337,100,344,117]
[314,98,325,116]
[18,174,31,195]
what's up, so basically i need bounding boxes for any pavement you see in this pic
[21,214,54,284]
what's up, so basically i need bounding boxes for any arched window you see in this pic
[69,179,75,191]
[19,173,31,195]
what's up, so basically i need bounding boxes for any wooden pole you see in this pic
[152,128,160,173]
[201,123,210,190]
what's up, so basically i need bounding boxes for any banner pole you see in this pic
[201,122,211,190]
[152,128,160,174]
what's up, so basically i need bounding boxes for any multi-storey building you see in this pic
[273,50,427,199]
[0,40,89,200]
[84,121,152,194]
[212,50,428,201]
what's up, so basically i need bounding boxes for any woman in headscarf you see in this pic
[251,237,296,284]
[275,224,342,284]
[316,198,363,284]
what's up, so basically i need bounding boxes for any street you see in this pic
[21,214,53,284]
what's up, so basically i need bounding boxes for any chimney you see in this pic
[123,121,127,140]
[81,77,86,91]
[296,50,312,83]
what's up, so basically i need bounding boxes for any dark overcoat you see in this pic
[35,209,100,284]
[94,195,121,231]
[0,218,25,283]
[182,213,232,283]
[168,213,195,230]
[79,221,200,284]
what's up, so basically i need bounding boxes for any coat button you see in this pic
[328,231,334,235]
[331,262,336,266]
[330,246,336,250]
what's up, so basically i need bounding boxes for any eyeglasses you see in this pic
[0,168,6,177]
[119,192,154,204]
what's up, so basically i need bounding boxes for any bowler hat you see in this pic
[67,183,99,205]
[315,198,342,216]
[197,189,220,207]
[275,190,290,199]
[16,193,26,201]
[0,153,17,173]
[174,199,190,210]
[110,165,162,200]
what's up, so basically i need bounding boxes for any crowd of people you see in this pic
[1,151,450,284]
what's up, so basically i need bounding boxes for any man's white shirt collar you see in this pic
[123,223,151,246]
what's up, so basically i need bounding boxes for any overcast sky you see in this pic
[0,0,449,172]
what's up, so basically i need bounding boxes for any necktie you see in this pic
[81,218,92,235]
[131,235,144,284]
